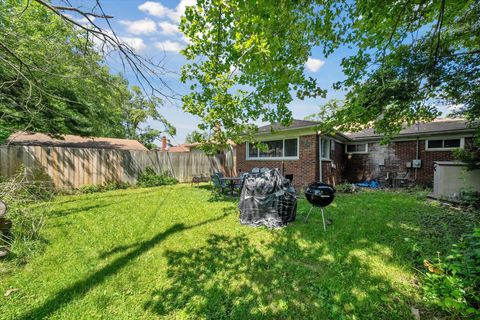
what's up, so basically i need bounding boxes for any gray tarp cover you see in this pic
[238,169,297,228]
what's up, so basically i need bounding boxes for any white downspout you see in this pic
[319,134,323,182]
[415,122,419,181]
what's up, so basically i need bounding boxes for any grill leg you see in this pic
[321,207,326,232]
[304,206,315,223]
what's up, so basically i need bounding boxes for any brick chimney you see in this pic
[162,136,167,151]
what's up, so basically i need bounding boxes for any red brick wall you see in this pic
[236,135,319,190]
[343,138,472,186]
[236,136,347,189]
[237,135,471,188]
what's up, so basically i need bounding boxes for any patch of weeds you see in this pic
[0,166,53,264]
[78,181,132,194]
[421,228,480,318]
[137,167,178,187]
[459,188,480,210]
[404,185,432,200]
[419,209,478,251]
[335,182,356,193]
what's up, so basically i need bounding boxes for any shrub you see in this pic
[335,183,356,193]
[422,228,480,317]
[78,184,103,194]
[103,181,130,191]
[137,168,178,187]
[79,181,131,194]
[460,188,480,209]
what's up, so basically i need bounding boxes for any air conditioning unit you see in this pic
[412,159,422,168]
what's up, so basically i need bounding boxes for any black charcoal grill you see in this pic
[304,182,336,231]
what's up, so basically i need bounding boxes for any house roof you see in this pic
[343,118,475,140]
[5,132,148,151]
[168,143,198,152]
[257,119,320,134]
[256,118,475,141]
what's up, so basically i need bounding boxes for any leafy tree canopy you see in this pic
[0,0,174,148]
[185,130,207,144]
[180,0,479,149]
[122,86,175,149]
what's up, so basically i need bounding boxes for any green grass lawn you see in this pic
[0,184,476,319]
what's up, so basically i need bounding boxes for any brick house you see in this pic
[236,118,476,190]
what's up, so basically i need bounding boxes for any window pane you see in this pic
[357,144,366,152]
[444,139,460,148]
[259,140,283,157]
[428,140,443,149]
[248,143,258,158]
[284,139,298,157]
[347,144,366,152]
[321,139,330,158]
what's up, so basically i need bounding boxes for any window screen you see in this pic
[444,139,460,148]
[259,140,283,157]
[321,139,330,158]
[284,139,298,157]
[346,144,367,153]
[427,139,461,149]
[248,138,298,159]
[427,140,443,149]
[248,143,259,157]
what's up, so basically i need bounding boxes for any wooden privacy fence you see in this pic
[0,146,224,189]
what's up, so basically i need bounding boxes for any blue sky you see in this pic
[91,0,450,145]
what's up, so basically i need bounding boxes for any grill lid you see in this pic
[305,182,336,207]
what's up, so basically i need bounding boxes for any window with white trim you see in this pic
[321,139,332,159]
[345,143,368,153]
[426,138,463,150]
[247,138,299,160]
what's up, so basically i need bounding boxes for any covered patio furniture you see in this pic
[259,167,269,173]
[238,168,297,228]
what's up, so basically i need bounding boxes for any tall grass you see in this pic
[0,167,53,264]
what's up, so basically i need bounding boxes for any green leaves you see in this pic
[121,86,175,149]
[180,0,332,148]
[181,0,479,148]
[0,0,125,138]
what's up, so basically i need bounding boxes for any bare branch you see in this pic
[49,5,113,19]
[431,0,445,68]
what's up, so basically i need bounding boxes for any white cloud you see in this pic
[155,40,185,52]
[305,57,325,72]
[119,19,157,35]
[139,1,170,17]
[139,0,195,23]
[158,21,180,35]
[120,37,147,52]
[447,104,464,113]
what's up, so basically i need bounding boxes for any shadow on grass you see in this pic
[143,231,415,319]
[194,184,240,203]
[17,213,230,320]
[143,194,438,319]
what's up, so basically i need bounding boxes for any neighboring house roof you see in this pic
[343,118,475,140]
[255,118,475,141]
[168,143,198,152]
[169,140,236,152]
[257,119,321,134]
[5,132,148,151]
